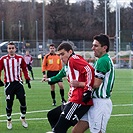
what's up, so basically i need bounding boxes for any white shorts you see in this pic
[81,98,112,133]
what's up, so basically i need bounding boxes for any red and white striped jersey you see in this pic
[23,54,33,65]
[67,54,94,105]
[0,54,30,83]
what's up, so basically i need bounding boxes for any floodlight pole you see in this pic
[19,20,21,43]
[105,0,107,35]
[42,0,45,53]
[2,20,4,42]
[115,0,119,64]
[36,20,38,44]
[118,4,121,52]
[132,0,133,51]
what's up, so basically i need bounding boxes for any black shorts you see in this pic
[47,71,63,85]
[5,81,26,102]
[27,64,32,71]
[47,102,91,132]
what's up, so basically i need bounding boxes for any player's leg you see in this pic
[72,120,89,133]
[88,98,112,133]
[47,71,57,106]
[57,82,66,103]
[53,102,76,133]
[16,82,28,128]
[30,67,34,80]
[5,83,15,129]
[50,84,56,106]
[47,105,63,129]
[53,102,90,133]
[72,111,89,133]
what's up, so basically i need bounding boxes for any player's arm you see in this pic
[93,59,108,89]
[43,66,66,82]
[30,56,33,64]
[42,55,48,78]
[0,70,4,87]
[93,77,103,89]
[70,80,85,88]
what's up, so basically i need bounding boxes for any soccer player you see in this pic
[72,34,115,133]
[42,43,66,106]
[44,41,95,133]
[24,50,34,80]
[0,42,31,130]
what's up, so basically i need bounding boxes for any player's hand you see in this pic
[41,77,49,82]
[26,79,31,89]
[70,80,85,88]
[82,90,92,104]
[70,80,79,87]
[42,75,48,82]
[0,80,4,87]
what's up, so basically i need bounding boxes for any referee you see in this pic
[0,42,31,130]
[42,43,66,106]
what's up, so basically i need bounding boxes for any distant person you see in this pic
[0,42,31,130]
[24,50,34,80]
[42,43,66,106]
[43,41,94,133]
[72,34,115,133]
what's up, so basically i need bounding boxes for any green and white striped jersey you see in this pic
[93,54,115,98]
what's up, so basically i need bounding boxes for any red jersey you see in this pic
[67,54,94,105]
[0,54,30,83]
[23,54,33,65]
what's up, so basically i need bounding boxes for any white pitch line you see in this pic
[113,104,133,107]
[111,114,133,117]
[0,104,132,119]
[0,113,133,123]
[0,109,50,117]
[0,117,47,123]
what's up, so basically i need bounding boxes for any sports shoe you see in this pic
[20,117,28,128]
[52,99,56,106]
[7,120,12,130]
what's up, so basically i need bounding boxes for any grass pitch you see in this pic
[0,68,133,133]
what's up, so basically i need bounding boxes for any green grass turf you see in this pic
[0,68,133,133]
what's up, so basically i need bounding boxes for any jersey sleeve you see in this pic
[30,56,33,64]
[21,57,30,80]
[94,58,110,79]
[42,54,48,72]
[49,66,66,82]
[0,58,4,79]
[59,58,63,70]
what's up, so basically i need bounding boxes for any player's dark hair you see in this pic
[57,41,74,52]
[93,33,110,52]
[49,43,55,47]
[8,42,16,48]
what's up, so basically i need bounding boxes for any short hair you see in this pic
[8,42,16,47]
[93,33,110,52]
[49,43,55,48]
[57,41,74,52]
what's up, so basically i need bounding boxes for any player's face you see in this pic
[92,40,107,58]
[26,51,29,55]
[58,49,73,64]
[49,46,56,54]
[7,45,16,56]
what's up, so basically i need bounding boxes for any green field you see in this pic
[0,68,133,133]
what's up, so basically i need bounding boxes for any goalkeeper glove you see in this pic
[26,79,31,89]
[0,80,4,87]
[82,90,92,104]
